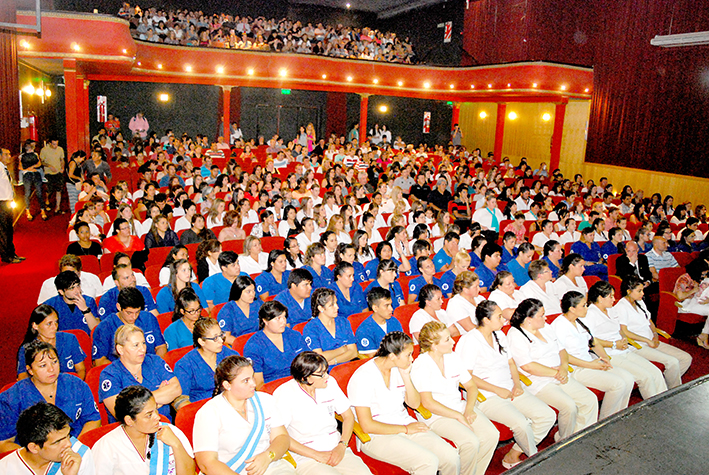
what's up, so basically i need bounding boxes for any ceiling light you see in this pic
[479,111,487,119]
[22,85,35,95]
[508,112,518,120]
[185,65,192,72]
[585,88,590,93]
[157,64,163,69]
[423,81,431,88]
[347,76,353,82]
[279,68,287,77]
[379,105,388,113]
[373,78,379,84]
[71,43,80,52]
[470,85,475,89]
[488,84,492,88]
[20,40,30,48]
[35,88,44,97]
[216,66,225,74]
[507,83,511,87]
[542,113,552,121]
[561,85,567,90]
[449,84,455,89]
[122,48,127,54]
[346,3,351,8]
[45,89,51,97]
[397,81,403,86]
[137,61,141,66]
[158,93,169,102]
[532,83,538,88]
[247,68,254,75]
[322,74,327,79]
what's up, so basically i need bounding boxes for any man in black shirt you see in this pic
[427,177,452,213]
[410,173,431,204]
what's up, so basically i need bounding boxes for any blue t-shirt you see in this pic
[351,261,367,283]
[543,256,561,279]
[274,290,312,325]
[302,265,334,290]
[0,373,99,440]
[329,282,367,318]
[600,241,621,260]
[255,271,290,298]
[156,282,207,314]
[217,299,263,338]
[433,249,452,272]
[92,312,166,362]
[202,274,235,306]
[99,354,175,422]
[355,315,404,352]
[439,270,456,297]
[303,317,356,356]
[164,319,193,350]
[17,331,85,375]
[174,346,239,402]
[408,276,443,302]
[475,264,498,290]
[42,295,98,335]
[506,259,531,287]
[243,329,307,383]
[364,258,402,280]
[97,285,156,319]
[404,256,420,277]
[501,247,517,266]
[469,252,483,269]
[364,280,405,309]
[571,241,603,264]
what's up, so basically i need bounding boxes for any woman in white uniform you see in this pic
[444,271,485,334]
[411,321,499,475]
[615,276,692,389]
[93,386,194,475]
[347,332,459,475]
[552,254,589,297]
[456,301,555,469]
[408,284,459,342]
[193,355,295,475]
[508,298,599,440]
[273,351,372,475]
[551,291,634,419]
[488,271,525,322]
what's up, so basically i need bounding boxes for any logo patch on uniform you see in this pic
[165,363,173,373]
[75,407,82,419]
[219,319,226,328]
[67,359,75,370]
[361,338,370,347]
[146,334,155,344]
[305,336,312,347]
[98,307,105,316]
[101,380,112,392]
[92,346,98,356]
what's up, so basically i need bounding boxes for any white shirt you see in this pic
[410,352,471,423]
[444,294,485,333]
[102,272,151,292]
[409,308,448,342]
[295,232,318,254]
[614,298,654,344]
[239,254,268,275]
[456,329,514,397]
[558,231,581,245]
[488,289,524,312]
[508,325,562,394]
[68,223,102,242]
[514,196,532,211]
[367,229,384,246]
[458,233,473,251]
[472,207,505,231]
[193,393,284,464]
[0,161,13,201]
[520,281,562,315]
[37,271,104,303]
[93,424,193,475]
[273,378,350,462]
[531,232,560,250]
[347,359,415,426]
[550,316,595,363]
[552,275,588,298]
[1,442,95,475]
[579,304,628,356]
[174,216,191,233]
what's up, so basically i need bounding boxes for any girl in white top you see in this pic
[273,352,372,475]
[347,332,459,475]
[411,322,499,475]
[615,276,692,389]
[327,215,352,245]
[488,271,525,322]
[320,231,338,267]
[444,269,485,334]
[551,291,634,419]
[295,218,320,255]
[206,199,226,229]
[194,356,295,475]
[553,254,589,297]
[93,386,194,475]
[409,284,460,342]
[240,236,269,275]
[507,298,598,440]
[456,301,555,469]
[557,218,581,246]
[581,281,668,399]
[519,260,562,316]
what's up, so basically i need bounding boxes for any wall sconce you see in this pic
[158,93,170,102]
[479,111,487,119]
[508,112,518,120]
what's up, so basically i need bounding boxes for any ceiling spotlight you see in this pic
[449,84,455,89]
[379,105,388,113]
[122,48,127,54]
[346,3,351,8]
[508,111,518,120]
[35,88,44,97]
[585,88,590,93]
[470,85,475,89]
[279,68,287,77]
[137,61,142,66]
[216,66,225,74]
[373,78,379,84]
[397,81,403,86]
[45,89,52,97]
[20,40,30,48]
[423,81,431,88]
[22,85,35,95]
[347,76,353,82]
[542,113,552,121]
[158,93,169,102]
[247,68,254,75]
[185,65,192,72]
[479,111,487,119]
[157,64,163,69]
[487,84,492,88]
[507,83,511,87]
[532,83,538,88]
[561,85,567,90]
[322,74,327,79]
[71,43,80,52]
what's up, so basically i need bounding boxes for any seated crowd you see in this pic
[117,3,416,63]
[2,121,708,475]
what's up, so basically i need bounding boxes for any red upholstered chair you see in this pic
[78,422,120,447]
[583,275,601,288]
[85,364,110,425]
[175,398,210,446]
[230,332,254,355]
[397,274,415,302]
[348,311,371,333]
[164,346,192,369]
[262,236,285,253]
[260,376,292,395]
[62,329,93,372]
[659,267,686,293]
[656,291,705,335]
[607,254,619,277]
[146,246,173,268]
[608,275,623,304]
[393,304,419,335]
[145,264,162,288]
[210,302,227,319]
[359,280,372,291]
[79,255,101,275]
[0,381,14,393]
[156,311,173,333]
[292,321,308,334]
[671,252,693,268]
[221,239,244,254]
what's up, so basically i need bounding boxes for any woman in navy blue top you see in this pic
[218,275,263,345]
[335,242,367,283]
[174,317,238,403]
[254,249,290,300]
[329,261,367,318]
[303,288,358,366]
[243,300,307,388]
[156,259,208,314]
[302,242,334,289]
[364,259,406,309]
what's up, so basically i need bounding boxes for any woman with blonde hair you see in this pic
[444,269,484,334]
[241,236,268,274]
[206,198,226,229]
[218,210,246,241]
[440,251,472,300]
[431,211,452,238]
[327,214,352,244]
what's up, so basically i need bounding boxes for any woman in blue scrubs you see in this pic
[335,243,367,283]
[174,317,238,403]
[364,240,411,280]
[302,242,334,290]
[329,261,367,318]
[156,259,208,314]
[164,287,204,350]
[254,250,290,300]
[303,288,359,365]
[364,259,406,309]
[243,300,307,388]
[218,275,263,346]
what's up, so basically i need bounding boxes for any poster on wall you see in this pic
[97,96,107,123]
[423,112,431,134]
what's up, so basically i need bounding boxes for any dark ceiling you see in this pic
[290,0,447,18]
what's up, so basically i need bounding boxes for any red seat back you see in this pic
[62,329,93,371]
[78,422,120,447]
[85,364,110,425]
[393,303,419,335]
[174,398,210,446]
[231,332,254,355]
[329,359,369,395]
[348,311,371,333]
[261,376,292,395]
[79,255,101,275]
[659,267,686,293]
[157,311,174,333]
[164,346,192,369]
[262,236,285,253]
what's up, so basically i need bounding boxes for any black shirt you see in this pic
[410,184,431,202]
[427,188,452,211]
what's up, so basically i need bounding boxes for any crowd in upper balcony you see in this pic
[116,3,416,63]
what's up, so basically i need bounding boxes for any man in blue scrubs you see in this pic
[355,287,403,355]
[202,251,245,310]
[433,231,460,272]
[475,242,503,292]
[274,268,313,325]
[42,271,100,335]
[98,264,157,319]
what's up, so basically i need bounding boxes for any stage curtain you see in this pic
[459,102,497,156]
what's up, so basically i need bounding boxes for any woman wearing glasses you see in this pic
[174,317,239,404]
[163,288,206,351]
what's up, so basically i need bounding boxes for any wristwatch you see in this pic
[268,451,276,461]
[81,308,92,314]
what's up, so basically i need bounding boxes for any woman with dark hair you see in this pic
[320,230,339,266]
[243,301,308,387]
[303,288,358,366]
[156,259,207,315]
[283,237,304,270]
[17,304,87,380]
[409,284,460,342]
[144,214,180,250]
[551,291,634,419]
[347,332,459,475]
[364,241,406,281]
[66,221,103,257]
[163,287,206,350]
[274,351,372,474]
[278,205,302,238]
[179,214,216,246]
[553,253,589,297]
[542,240,563,279]
[194,356,294,475]
[93,385,195,475]
[303,242,334,290]
[582,281,667,399]
[195,239,221,284]
[255,250,290,301]
[456,301,555,469]
[174,317,238,403]
[335,243,366,283]
[352,229,375,264]
[251,209,279,238]
[507,298,598,440]
[217,275,263,346]
[364,259,406,310]
[103,218,146,254]
[331,261,367,318]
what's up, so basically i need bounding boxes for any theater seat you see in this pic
[164,346,192,369]
[78,422,120,447]
[348,311,371,333]
[157,312,174,333]
[231,332,254,355]
[85,364,110,425]
[393,304,419,335]
[62,329,93,372]
[260,376,291,394]
[174,398,209,446]
[656,291,706,335]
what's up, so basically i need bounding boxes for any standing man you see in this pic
[451,123,463,146]
[0,148,24,264]
[40,138,65,214]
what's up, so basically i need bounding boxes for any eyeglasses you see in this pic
[310,371,328,379]
[203,332,226,342]
[184,307,202,315]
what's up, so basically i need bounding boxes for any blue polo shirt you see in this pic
[243,329,307,383]
[156,282,207,314]
[97,285,156,319]
[17,332,85,375]
[354,315,404,352]
[408,276,443,302]
[255,271,290,298]
[303,265,333,290]
[92,311,166,362]
[543,256,561,279]
[404,256,420,277]
[501,247,517,266]
[217,299,263,338]
[43,295,98,335]
[506,259,531,287]
[469,252,483,269]
[352,261,367,283]
[329,282,367,318]
[174,346,239,402]
[364,280,405,309]
[303,317,356,356]
[600,241,621,260]
[433,249,453,272]
[202,273,236,306]
[474,264,498,290]
[438,270,456,297]
[364,258,402,281]
[274,289,312,325]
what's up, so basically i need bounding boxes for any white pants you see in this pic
[535,379,599,439]
[361,430,459,475]
[611,351,668,398]
[634,342,692,389]
[428,409,499,475]
[571,365,634,419]
[295,448,372,475]
[478,389,556,456]
[266,459,298,475]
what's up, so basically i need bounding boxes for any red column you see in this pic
[358,93,369,145]
[452,102,460,131]
[81,78,90,152]
[493,103,507,161]
[63,59,79,153]
[222,86,231,142]
[550,101,568,172]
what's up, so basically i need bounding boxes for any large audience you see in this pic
[2,114,708,475]
[117,3,416,63]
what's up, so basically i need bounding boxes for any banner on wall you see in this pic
[437,22,453,43]
[97,96,107,123]
[423,112,431,134]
